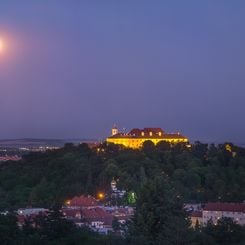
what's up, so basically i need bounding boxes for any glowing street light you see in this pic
[97,192,105,200]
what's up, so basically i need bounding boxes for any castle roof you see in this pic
[130,128,164,136]
[108,127,187,139]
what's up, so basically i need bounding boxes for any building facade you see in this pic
[106,127,188,149]
[202,203,245,226]
[191,211,203,227]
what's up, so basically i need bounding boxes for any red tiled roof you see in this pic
[82,207,109,218]
[69,195,98,207]
[62,208,81,218]
[108,127,187,139]
[191,211,202,218]
[203,203,245,213]
[81,208,113,225]
[130,128,164,136]
[142,128,164,133]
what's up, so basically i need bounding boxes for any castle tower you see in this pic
[111,125,118,136]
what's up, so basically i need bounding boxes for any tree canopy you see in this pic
[0,142,245,244]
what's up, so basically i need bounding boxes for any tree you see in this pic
[192,141,208,158]
[0,214,20,245]
[129,176,191,245]
[156,141,171,152]
[139,166,147,186]
[203,217,245,245]
[36,204,78,242]
[142,140,155,155]
[112,217,121,232]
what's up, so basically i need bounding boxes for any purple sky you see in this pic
[0,1,245,143]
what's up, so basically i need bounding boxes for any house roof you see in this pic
[62,208,81,217]
[17,208,48,216]
[81,208,113,225]
[203,203,245,213]
[68,195,98,207]
[62,207,113,225]
[191,211,202,218]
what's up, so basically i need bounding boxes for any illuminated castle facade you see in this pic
[106,126,188,149]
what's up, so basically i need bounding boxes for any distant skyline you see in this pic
[0,1,245,143]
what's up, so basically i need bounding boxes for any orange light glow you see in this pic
[65,200,71,205]
[97,192,105,200]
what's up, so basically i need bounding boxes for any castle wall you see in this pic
[106,137,188,149]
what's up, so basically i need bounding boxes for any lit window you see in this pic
[141,132,144,136]
[149,132,152,136]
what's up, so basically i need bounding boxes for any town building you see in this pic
[16,208,48,227]
[106,126,188,149]
[110,207,134,225]
[190,211,203,227]
[62,194,134,234]
[62,207,113,234]
[110,179,126,198]
[63,195,114,234]
[202,202,245,226]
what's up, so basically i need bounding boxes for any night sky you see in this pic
[0,1,245,143]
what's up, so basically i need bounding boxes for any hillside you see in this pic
[0,142,244,210]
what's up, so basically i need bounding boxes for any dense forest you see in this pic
[0,141,245,244]
[0,141,244,209]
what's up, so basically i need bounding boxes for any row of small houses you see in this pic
[189,202,245,227]
[63,195,134,233]
[16,195,245,234]
[17,195,134,234]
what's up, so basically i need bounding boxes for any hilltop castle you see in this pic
[106,126,188,149]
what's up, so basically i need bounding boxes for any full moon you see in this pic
[0,39,5,53]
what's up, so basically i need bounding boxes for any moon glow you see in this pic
[0,39,5,53]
